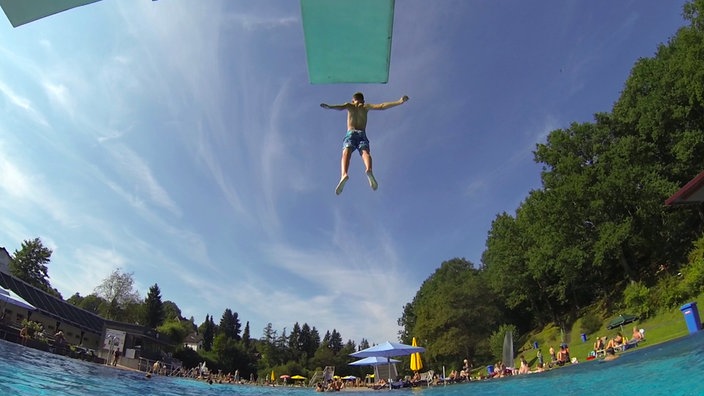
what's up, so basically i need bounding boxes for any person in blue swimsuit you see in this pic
[321,92,409,195]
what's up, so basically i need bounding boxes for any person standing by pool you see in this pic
[54,330,66,346]
[537,349,544,366]
[112,348,121,366]
[19,324,29,346]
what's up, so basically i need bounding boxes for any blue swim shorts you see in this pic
[342,129,370,153]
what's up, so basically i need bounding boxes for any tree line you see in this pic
[398,0,704,371]
[6,238,375,379]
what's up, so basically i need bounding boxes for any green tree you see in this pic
[288,322,302,362]
[258,322,282,368]
[66,293,105,315]
[399,258,502,368]
[242,321,251,349]
[218,309,242,340]
[9,238,54,294]
[213,333,250,373]
[325,329,343,354]
[143,284,165,329]
[201,314,215,352]
[300,323,320,360]
[157,320,190,345]
[93,268,141,321]
[163,301,182,322]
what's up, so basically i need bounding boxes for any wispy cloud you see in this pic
[0,79,49,127]
[0,143,75,227]
[53,246,126,296]
[104,143,181,217]
[225,13,298,31]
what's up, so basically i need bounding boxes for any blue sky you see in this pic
[0,1,688,344]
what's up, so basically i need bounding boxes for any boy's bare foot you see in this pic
[335,175,349,195]
[366,171,378,191]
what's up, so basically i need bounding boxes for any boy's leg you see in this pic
[361,150,377,190]
[336,148,352,195]
[341,147,352,179]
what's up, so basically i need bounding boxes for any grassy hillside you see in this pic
[513,293,704,367]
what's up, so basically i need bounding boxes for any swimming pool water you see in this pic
[1,331,703,395]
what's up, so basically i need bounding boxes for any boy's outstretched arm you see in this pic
[320,102,351,110]
[367,95,409,110]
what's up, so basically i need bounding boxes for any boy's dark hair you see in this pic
[353,92,365,102]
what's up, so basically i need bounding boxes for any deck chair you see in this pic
[322,366,335,382]
[374,363,398,384]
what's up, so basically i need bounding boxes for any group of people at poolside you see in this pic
[452,328,643,382]
[591,326,644,361]
[314,378,346,392]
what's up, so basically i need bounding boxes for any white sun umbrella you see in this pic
[349,356,402,366]
[0,286,36,311]
[350,342,425,386]
[350,356,402,385]
[350,341,425,359]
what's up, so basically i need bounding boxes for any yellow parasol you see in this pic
[410,337,423,372]
[271,370,275,382]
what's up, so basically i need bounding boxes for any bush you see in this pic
[679,258,704,296]
[579,312,602,335]
[488,324,518,361]
[651,274,687,309]
[21,320,44,340]
[687,234,704,263]
[624,281,653,319]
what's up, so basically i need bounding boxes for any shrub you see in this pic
[651,274,687,309]
[579,312,602,335]
[488,324,518,361]
[624,281,652,319]
[687,233,704,263]
[21,319,44,339]
[679,258,704,297]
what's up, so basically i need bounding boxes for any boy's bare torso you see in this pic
[347,103,369,131]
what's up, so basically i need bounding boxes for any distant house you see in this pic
[183,332,203,351]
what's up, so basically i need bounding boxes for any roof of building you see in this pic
[0,271,104,334]
[665,170,704,206]
[184,333,203,344]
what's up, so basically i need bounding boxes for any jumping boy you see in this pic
[320,92,409,195]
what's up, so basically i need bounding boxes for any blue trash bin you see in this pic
[487,365,494,374]
[680,302,702,334]
[581,333,587,342]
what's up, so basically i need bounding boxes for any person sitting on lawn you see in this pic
[518,355,530,374]
[606,332,627,350]
[556,345,570,366]
[631,326,644,342]
[594,336,605,353]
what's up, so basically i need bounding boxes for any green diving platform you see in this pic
[0,0,100,27]
[300,0,395,84]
